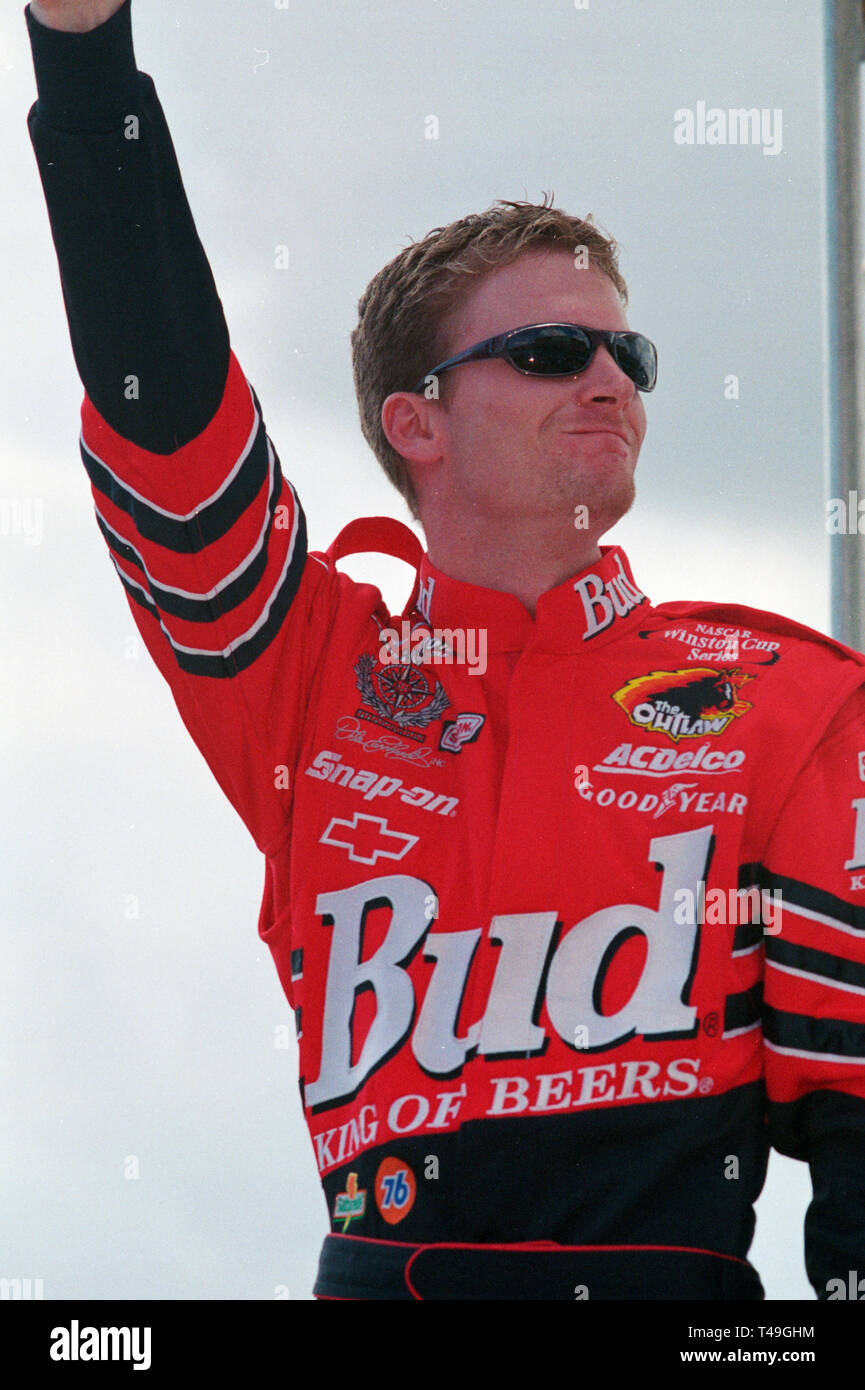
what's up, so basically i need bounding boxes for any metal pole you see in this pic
[824,0,865,649]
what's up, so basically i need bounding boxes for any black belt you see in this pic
[314,1234,765,1300]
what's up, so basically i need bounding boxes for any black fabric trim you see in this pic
[767,1091,865,1297]
[83,406,271,553]
[740,862,865,934]
[732,920,763,953]
[762,1004,865,1059]
[766,936,865,993]
[117,499,309,678]
[95,448,286,621]
[724,982,762,1034]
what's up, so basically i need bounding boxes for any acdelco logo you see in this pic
[596,741,746,776]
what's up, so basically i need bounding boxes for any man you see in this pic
[26,0,865,1301]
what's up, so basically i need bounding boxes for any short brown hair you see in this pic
[350,194,629,521]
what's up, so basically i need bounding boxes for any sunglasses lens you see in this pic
[506,325,593,376]
[614,334,657,391]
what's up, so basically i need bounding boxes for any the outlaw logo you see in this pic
[613,667,754,741]
[354,652,451,744]
[333,1172,367,1231]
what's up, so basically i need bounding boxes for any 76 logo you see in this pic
[375,1157,417,1225]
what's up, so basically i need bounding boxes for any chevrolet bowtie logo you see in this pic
[319,814,419,865]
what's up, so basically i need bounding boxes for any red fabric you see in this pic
[81,351,865,1253]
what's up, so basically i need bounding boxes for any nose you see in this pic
[575,342,638,404]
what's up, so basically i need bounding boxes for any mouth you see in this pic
[563,429,630,446]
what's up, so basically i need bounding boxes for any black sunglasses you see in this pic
[410,321,658,395]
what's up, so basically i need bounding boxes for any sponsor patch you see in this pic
[641,625,781,665]
[439,712,485,753]
[306,750,458,815]
[577,779,748,818]
[333,1172,367,1231]
[374,1157,417,1225]
[354,652,451,743]
[319,813,418,865]
[612,667,754,741]
[594,741,746,776]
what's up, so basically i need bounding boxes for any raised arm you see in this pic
[26,0,229,451]
[25,0,341,862]
[29,1,124,32]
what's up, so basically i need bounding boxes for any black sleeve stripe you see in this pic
[114,496,309,678]
[80,379,269,552]
[762,1004,865,1061]
[765,936,865,995]
[732,920,763,954]
[95,439,286,622]
[739,862,865,937]
[723,982,762,1036]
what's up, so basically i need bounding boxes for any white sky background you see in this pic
[1,0,857,1300]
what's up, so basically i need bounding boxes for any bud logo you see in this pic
[574,555,646,639]
[613,667,754,741]
[416,575,435,624]
[375,1157,416,1224]
[333,1172,366,1230]
[306,826,712,1111]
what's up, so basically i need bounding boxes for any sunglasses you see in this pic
[410,321,658,395]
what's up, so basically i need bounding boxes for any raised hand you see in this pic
[29,0,126,34]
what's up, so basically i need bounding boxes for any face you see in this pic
[408,249,648,535]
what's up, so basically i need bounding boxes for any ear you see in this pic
[381,391,445,465]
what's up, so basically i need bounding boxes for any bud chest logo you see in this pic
[306,825,714,1112]
[613,667,754,741]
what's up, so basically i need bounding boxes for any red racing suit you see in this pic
[82,387,865,1298]
[26,0,865,1300]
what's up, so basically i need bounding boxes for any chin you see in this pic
[566,467,636,527]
